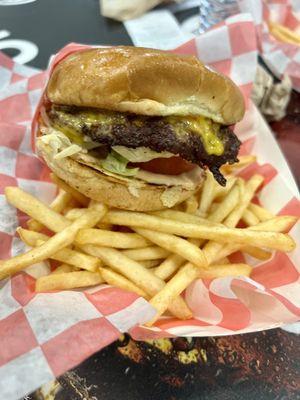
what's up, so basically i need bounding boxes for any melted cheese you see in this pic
[167,115,224,156]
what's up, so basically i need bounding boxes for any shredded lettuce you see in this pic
[54,144,83,159]
[101,151,139,177]
[40,127,104,159]
[113,146,173,163]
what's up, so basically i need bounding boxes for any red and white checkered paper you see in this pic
[0,14,299,400]
[240,0,300,91]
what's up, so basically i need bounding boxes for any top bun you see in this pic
[47,46,245,125]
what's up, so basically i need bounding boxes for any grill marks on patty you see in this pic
[48,106,241,186]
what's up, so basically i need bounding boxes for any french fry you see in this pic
[50,173,89,206]
[268,21,300,45]
[122,246,170,261]
[52,248,101,271]
[6,187,70,233]
[17,228,102,271]
[75,229,150,249]
[52,264,74,274]
[0,207,107,280]
[103,210,295,252]
[153,210,218,226]
[215,216,298,262]
[154,254,184,280]
[66,208,113,230]
[36,271,103,292]
[17,228,49,246]
[208,182,242,223]
[147,263,199,325]
[208,203,218,213]
[100,267,148,298]
[80,245,192,320]
[65,208,87,220]
[134,228,207,268]
[212,257,229,265]
[242,209,260,226]
[212,176,237,199]
[141,260,163,268]
[198,171,216,216]
[242,246,272,261]
[27,190,73,232]
[199,263,251,279]
[224,175,263,227]
[248,215,298,233]
[184,195,199,214]
[248,203,274,222]
[221,155,257,173]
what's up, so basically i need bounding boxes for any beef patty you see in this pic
[47,105,241,186]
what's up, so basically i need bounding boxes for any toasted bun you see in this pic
[47,47,245,125]
[37,140,203,211]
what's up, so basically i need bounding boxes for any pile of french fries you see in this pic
[1,155,297,326]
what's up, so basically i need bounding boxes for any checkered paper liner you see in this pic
[240,0,300,91]
[0,16,300,400]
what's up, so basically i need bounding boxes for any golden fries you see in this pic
[141,260,163,268]
[0,206,106,280]
[147,263,199,325]
[153,209,219,226]
[75,229,150,249]
[5,187,70,233]
[248,203,274,222]
[65,208,86,221]
[199,263,251,279]
[148,260,253,325]
[242,246,272,261]
[122,246,170,261]
[50,173,89,206]
[51,264,74,274]
[1,151,297,326]
[134,228,207,268]
[184,194,199,214]
[212,176,237,199]
[17,228,49,246]
[27,190,73,232]
[103,210,295,252]
[80,245,192,320]
[146,174,285,323]
[36,271,103,292]
[242,209,260,226]
[17,228,101,271]
[215,216,298,262]
[208,182,241,223]
[154,254,184,280]
[198,172,216,216]
[99,267,148,298]
[212,257,229,265]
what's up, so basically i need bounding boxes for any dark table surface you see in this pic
[1,1,299,399]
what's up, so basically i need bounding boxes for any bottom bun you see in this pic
[37,141,204,211]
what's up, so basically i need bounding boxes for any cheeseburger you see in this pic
[36,47,244,211]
